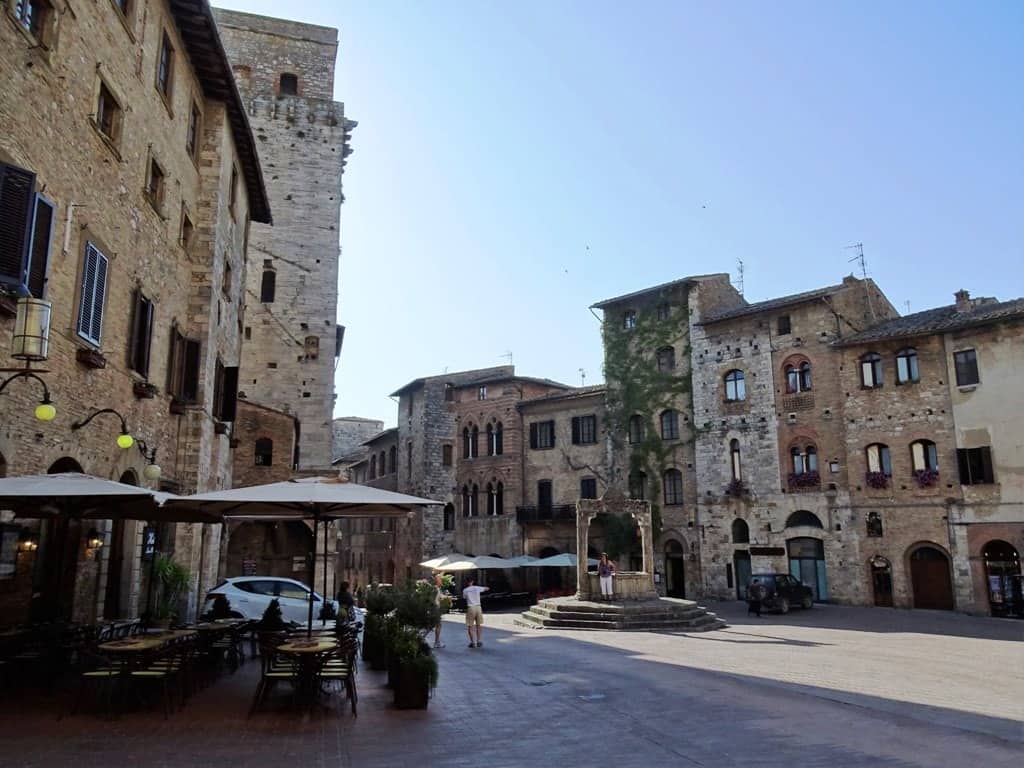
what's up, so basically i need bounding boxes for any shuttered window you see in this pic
[529,421,555,450]
[76,242,109,345]
[213,359,239,422]
[571,415,597,445]
[27,195,53,298]
[128,290,154,377]
[0,163,36,292]
[167,325,201,403]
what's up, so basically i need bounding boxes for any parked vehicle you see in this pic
[203,576,339,623]
[748,573,814,613]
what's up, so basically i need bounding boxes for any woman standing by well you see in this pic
[598,552,616,601]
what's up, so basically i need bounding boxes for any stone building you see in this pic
[835,290,1024,615]
[337,428,399,590]
[230,400,298,488]
[332,416,383,462]
[591,275,744,599]
[213,9,356,472]
[691,276,898,606]
[0,0,269,625]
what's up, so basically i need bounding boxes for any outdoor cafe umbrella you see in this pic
[162,477,440,636]
[525,553,599,568]
[419,553,474,570]
[0,472,196,621]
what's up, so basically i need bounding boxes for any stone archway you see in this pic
[576,489,656,601]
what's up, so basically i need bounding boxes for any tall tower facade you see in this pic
[214,9,355,470]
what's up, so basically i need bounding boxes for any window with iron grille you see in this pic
[76,242,109,346]
[529,420,555,449]
[571,415,597,445]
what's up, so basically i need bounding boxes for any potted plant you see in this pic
[255,598,288,631]
[361,584,397,669]
[393,634,437,709]
[153,554,191,628]
[202,594,233,621]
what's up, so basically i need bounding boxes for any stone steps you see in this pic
[515,597,727,632]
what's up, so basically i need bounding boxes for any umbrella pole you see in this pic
[307,516,317,638]
[321,519,329,627]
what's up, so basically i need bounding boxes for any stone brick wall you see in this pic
[231,400,297,488]
[332,417,383,461]
[0,0,257,624]
[214,9,355,471]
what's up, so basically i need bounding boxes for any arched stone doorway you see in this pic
[664,540,685,598]
[538,546,561,593]
[869,556,893,607]
[982,540,1021,617]
[909,544,953,610]
[103,469,138,619]
[787,537,827,601]
[227,521,314,579]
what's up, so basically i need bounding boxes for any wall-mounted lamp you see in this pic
[17,529,39,553]
[1,298,55,421]
[71,408,161,479]
[86,528,104,550]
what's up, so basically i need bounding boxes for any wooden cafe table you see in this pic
[276,637,337,709]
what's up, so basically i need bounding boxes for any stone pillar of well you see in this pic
[575,490,658,601]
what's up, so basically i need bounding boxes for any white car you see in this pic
[204,576,339,624]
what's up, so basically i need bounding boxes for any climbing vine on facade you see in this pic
[602,302,693,536]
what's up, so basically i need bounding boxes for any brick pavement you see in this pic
[1,603,1020,767]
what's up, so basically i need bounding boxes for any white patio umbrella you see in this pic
[525,553,599,568]
[430,558,479,572]
[506,555,538,567]
[471,555,520,570]
[419,553,474,570]
[163,477,439,636]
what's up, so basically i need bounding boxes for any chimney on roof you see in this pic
[954,289,972,313]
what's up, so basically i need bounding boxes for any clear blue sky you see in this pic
[216,1,1023,427]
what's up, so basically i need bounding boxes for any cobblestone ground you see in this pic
[2,602,1021,767]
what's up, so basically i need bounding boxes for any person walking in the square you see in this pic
[747,578,765,618]
[462,577,489,648]
[433,572,446,649]
[598,552,616,601]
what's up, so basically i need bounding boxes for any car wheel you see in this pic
[778,597,790,614]
[801,595,813,610]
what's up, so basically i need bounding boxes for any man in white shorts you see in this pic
[462,577,489,648]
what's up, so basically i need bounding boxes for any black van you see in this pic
[748,574,814,613]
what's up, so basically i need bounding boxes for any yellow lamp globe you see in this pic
[116,433,135,449]
[34,403,57,422]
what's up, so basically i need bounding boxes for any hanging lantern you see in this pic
[116,433,135,449]
[12,297,51,361]
[143,463,162,481]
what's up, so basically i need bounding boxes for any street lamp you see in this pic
[1,297,56,420]
[71,408,160,479]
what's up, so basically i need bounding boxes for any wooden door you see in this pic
[910,547,953,610]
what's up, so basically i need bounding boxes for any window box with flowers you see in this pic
[787,471,820,490]
[913,469,939,488]
[864,471,889,490]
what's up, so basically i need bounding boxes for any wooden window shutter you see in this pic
[77,242,108,345]
[956,449,970,485]
[220,366,239,421]
[213,359,224,418]
[129,291,153,377]
[182,339,201,402]
[27,196,54,298]
[571,416,580,445]
[529,422,538,449]
[980,447,994,484]
[0,163,36,291]
[547,420,556,447]
[167,326,184,397]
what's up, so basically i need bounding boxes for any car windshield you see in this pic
[276,583,309,600]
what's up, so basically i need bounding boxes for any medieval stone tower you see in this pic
[213,9,356,470]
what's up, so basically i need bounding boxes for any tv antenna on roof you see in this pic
[579,368,586,386]
[500,351,513,365]
[736,258,745,296]
[845,242,876,320]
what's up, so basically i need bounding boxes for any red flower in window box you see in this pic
[913,469,939,488]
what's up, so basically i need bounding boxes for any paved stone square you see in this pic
[1,602,1020,767]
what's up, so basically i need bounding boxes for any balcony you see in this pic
[516,504,577,524]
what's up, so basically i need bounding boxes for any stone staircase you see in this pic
[515,596,727,632]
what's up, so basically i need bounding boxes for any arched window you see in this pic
[470,425,479,458]
[656,346,675,371]
[860,352,883,388]
[730,439,742,481]
[496,482,504,515]
[786,510,823,529]
[629,471,647,501]
[471,484,479,517]
[663,469,683,505]
[725,369,745,401]
[910,439,938,484]
[486,424,494,456]
[628,415,645,444]
[260,270,276,303]
[278,72,298,95]
[800,361,812,391]
[369,455,377,479]
[379,451,386,475]
[462,427,470,459]
[788,443,819,487]
[896,348,919,384]
[254,438,273,466]
[493,422,503,455]
[732,518,749,543]
[623,310,636,329]
[461,485,470,517]
[443,503,455,531]
[660,410,679,440]
[786,364,799,393]
[389,445,397,474]
[865,443,892,476]
[486,483,496,515]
